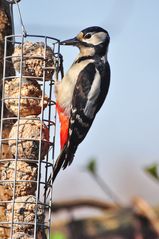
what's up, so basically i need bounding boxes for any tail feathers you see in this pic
[45,144,78,197]
[45,148,67,196]
[47,144,77,189]
[53,143,77,178]
[62,144,77,169]
[52,145,68,182]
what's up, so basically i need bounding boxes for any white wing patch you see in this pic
[84,69,101,119]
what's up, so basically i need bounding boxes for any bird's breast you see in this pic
[55,59,94,116]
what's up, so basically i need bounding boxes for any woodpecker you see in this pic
[52,26,110,183]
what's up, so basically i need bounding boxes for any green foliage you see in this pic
[144,163,159,180]
[50,232,66,239]
[86,158,97,175]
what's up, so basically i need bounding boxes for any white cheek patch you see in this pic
[83,32,107,45]
[91,32,107,45]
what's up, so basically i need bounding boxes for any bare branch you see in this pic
[52,198,120,212]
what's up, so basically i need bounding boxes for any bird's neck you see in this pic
[78,42,108,60]
[79,47,95,57]
[75,47,108,64]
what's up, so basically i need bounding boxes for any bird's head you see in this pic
[60,26,110,57]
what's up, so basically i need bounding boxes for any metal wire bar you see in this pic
[34,35,47,239]
[0,200,52,208]
[13,0,27,36]
[0,34,62,239]
[1,117,56,125]
[0,158,54,165]
[9,31,23,239]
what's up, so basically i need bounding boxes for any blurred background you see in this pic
[13,0,159,237]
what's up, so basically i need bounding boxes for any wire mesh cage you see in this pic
[0,34,63,239]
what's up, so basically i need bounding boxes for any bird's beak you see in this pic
[60,37,80,46]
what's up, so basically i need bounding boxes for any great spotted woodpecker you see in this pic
[51,26,110,183]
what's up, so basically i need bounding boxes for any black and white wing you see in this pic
[62,61,110,168]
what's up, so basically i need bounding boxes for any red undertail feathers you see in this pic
[56,102,69,149]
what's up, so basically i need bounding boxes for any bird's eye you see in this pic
[84,33,92,39]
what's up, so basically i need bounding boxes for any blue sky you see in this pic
[14,0,159,206]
